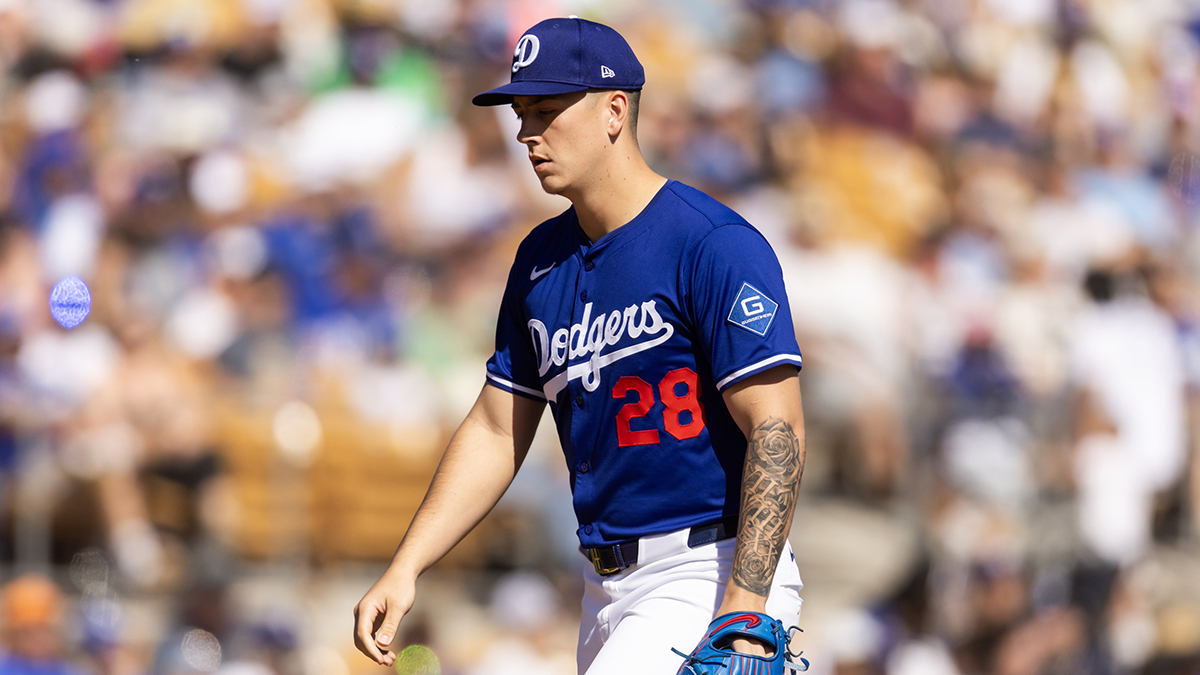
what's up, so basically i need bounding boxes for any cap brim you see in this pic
[471,80,590,106]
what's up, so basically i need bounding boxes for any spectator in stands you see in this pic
[0,574,88,675]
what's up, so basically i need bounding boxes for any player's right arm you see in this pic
[352,382,545,666]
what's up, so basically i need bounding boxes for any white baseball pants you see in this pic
[577,529,803,674]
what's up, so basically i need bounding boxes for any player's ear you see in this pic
[605,90,630,140]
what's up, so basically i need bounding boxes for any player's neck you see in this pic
[569,155,667,243]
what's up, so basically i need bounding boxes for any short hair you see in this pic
[624,90,640,143]
[588,89,641,143]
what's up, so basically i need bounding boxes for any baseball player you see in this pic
[354,17,807,674]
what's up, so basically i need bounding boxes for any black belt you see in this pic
[582,517,738,576]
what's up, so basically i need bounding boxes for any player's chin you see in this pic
[536,174,570,195]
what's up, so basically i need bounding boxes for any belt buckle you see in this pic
[587,547,621,576]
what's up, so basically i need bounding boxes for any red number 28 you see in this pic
[612,368,706,447]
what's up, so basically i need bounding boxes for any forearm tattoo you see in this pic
[732,417,803,597]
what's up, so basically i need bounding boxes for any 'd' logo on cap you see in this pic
[512,34,540,73]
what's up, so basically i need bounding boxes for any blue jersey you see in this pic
[486,181,802,547]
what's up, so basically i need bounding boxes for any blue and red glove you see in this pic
[673,612,809,675]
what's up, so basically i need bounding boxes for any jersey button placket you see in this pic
[569,257,594,538]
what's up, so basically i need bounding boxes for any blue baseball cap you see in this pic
[472,17,645,107]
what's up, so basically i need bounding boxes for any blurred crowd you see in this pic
[2,0,1200,673]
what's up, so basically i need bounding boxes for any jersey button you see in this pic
[578,462,589,474]
[584,525,593,535]
[574,394,584,407]
[584,260,595,271]
[580,290,588,301]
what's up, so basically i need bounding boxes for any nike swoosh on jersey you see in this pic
[530,264,555,280]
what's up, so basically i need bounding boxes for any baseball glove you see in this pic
[672,612,809,675]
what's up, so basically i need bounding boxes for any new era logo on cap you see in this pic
[472,17,645,106]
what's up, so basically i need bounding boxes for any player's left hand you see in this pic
[729,635,770,656]
[715,594,771,656]
[673,611,804,675]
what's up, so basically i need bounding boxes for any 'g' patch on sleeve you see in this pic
[726,282,779,336]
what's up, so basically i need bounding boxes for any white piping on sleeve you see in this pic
[486,372,548,400]
[715,354,803,391]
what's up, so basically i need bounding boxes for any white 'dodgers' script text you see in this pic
[529,301,675,400]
